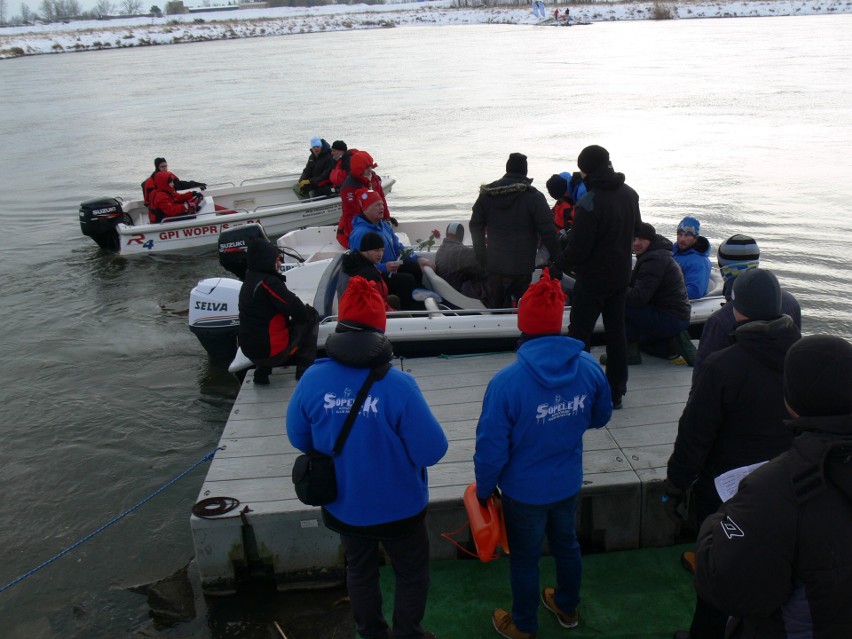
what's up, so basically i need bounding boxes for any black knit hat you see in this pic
[154,157,167,170]
[332,140,347,151]
[577,145,610,174]
[359,232,385,252]
[546,174,569,200]
[635,222,656,241]
[784,335,852,417]
[506,152,528,176]
[732,268,781,320]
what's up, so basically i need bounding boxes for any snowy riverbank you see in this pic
[2,0,850,58]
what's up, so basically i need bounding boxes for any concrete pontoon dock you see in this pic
[191,346,691,594]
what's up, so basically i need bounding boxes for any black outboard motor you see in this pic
[217,222,270,281]
[79,197,126,252]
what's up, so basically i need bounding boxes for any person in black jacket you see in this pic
[694,334,852,639]
[238,238,318,384]
[664,268,801,639]
[297,137,336,197]
[469,152,559,309]
[555,145,642,409]
[622,222,692,364]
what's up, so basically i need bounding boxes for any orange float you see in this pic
[463,482,509,562]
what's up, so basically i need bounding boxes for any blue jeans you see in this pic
[502,493,582,633]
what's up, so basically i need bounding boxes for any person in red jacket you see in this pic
[148,172,203,223]
[141,157,206,207]
[328,140,356,188]
[336,150,391,248]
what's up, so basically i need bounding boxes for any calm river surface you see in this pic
[1,14,850,638]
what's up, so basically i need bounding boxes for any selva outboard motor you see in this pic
[79,197,126,252]
[218,222,270,281]
[188,277,243,362]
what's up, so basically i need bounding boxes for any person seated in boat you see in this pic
[148,171,205,223]
[296,137,335,198]
[337,231,401,311]
[328,140,356,189]
[545,171,586,233]
[349,188,434,311]
[611,222,695,366]
[238,238,318,384]
[337,150,391,249]
[672,215,712,299]
[141,157,206,208]
[434,222,489,305]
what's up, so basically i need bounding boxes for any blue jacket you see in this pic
[672,235,711,299]
[287,356,448,526]
[349,215,418,276]
[473,336,612,505]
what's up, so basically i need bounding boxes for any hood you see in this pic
[674,235,710,257]
[477,174,536,209]
[734,314,801,372]
[642,234,674,255]
[153,171,177,193]
[582,166,627,191]
[325,330,393,368]
[246,238,281,275]
[789,414,852,503]
[516,335,587,389]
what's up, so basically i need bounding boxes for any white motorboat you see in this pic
[78,174,394,256]
[188,220,727,364]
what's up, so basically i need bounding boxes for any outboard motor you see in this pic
[218,222,269,281]
[188,277,243,362]
[79,197,126,252]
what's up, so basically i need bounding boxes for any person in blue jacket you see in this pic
[473,269,613,639]
[287,276,448,639]
[672,216,712,299]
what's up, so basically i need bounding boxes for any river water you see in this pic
[1,14,850,638]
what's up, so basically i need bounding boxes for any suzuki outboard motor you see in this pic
[188,277,243,362]
[79,197,126,252]
[218,222,269,281]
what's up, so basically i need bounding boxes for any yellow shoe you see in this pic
[541,587,579,629]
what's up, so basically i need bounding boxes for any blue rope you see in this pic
[0,446,222,595]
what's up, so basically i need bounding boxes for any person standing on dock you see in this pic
[554,144,642,409]
[473,270,612,639]
[287,276,448,639]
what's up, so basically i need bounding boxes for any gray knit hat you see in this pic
[732,268,781,320]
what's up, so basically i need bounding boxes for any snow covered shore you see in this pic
[1,0,850,59]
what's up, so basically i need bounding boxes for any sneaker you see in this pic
[668,354,688,366]
[541,587,579,629]
[492,609,537,639]
[680,551,696,574]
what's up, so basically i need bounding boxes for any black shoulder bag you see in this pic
[292,362,392,506]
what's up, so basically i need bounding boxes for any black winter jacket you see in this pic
[238,241,309,362]
[556,166,641,292]
[626,235,691,320]
[696,414,852,639]
[469,173,559,276]
[667,315,801,489]
[299,139,335,187]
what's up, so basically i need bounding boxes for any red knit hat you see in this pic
[338,276,387,332]
[350,151,377,177]
[356,188,383,212]
[517,268,566,334]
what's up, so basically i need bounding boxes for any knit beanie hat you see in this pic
[635,222,656,241]
[154,157,167,171]
[331,140,347,151]
[445,222,465,242]
[784,335,852,417]
[577,145,610,174]
[732,268,781,320]
[350,151,377,177]
[505,152,528,176]
[359,232,385,252]
[356,188,383,212]
[338,276,387,333]
[517,268,566,335]
[677,216,701,237]
[546,174,569,200]
[310,137,322,148]
[718,234,760,267]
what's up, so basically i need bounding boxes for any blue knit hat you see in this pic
[677,216,700,237]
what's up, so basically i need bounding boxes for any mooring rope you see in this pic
[0,446,223,595]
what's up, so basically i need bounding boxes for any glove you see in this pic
[198,183,207,191]
[547,261,564,282]
[661,479,687,523]
[298,179,311,189]
[192,191,204,202]
[477,487,501,509]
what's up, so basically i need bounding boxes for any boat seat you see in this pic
[421,266,487,311]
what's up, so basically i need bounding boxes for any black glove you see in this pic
[547,261,564,282]
[477,487,501,509]
[198,182,207,191]
[661,479,687,523]
[192,191,203,201]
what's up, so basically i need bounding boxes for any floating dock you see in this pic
[191,346,692,594]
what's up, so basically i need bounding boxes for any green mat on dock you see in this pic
[381,543,696,638]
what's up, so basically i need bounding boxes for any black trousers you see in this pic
[340,517,431,639]
[689,478,728,639]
